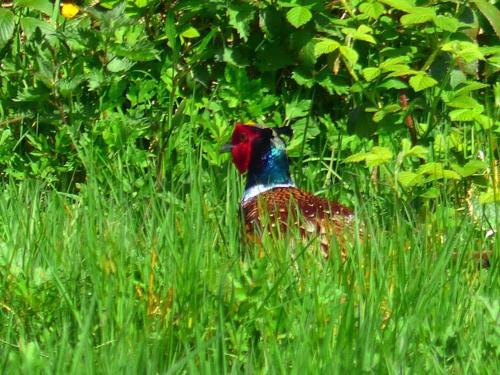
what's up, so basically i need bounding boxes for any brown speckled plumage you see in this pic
[242,186,355,258]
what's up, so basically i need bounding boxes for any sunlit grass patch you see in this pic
[0,156,496,373]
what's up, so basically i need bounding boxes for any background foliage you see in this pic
[0,0,499,373]
[0,0,498,202]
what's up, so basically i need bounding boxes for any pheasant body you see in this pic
[225,123,355,256]
[242,186,354,256]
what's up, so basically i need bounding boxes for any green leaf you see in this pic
[339,46,358,67]
[400,7,435,26]
[416,163,462,180]
[480,46,500,56]
[433,15,459,32]
[455,81,489,95]
[354,33,376,44]
[227,3,255,41]
[0,127,11,147]
[420,187,440,199]
[474,114,494,129]
[449,108,482,122]
[471,0,500,38]
[135,0,148,7]
[377,79,408,89]
[286,6,312,28]
[362,67,381,82]
[379,56,409,70]
[15,0,53,16]
[223,47,250,67]
[291,69,314,88]
[372,110,385,123]
[35,57,55,88]
[442,41,485,63]
[344,152,369,163]
[285,99,311,120]
[385,103,401,112]
[341,26,376,44]
[449,70,467,89]
[382,64,411,73]
[446,96,481,109]
[290,30,316,66]
[373,104,400,122]
[378,0,414,12]
[403,145,428,160]
[114,44,159,62]
[451,160,488,177]
[20,16,55,38]
[359,2,385,19]
[357,25,373,34]
[479,189,500,203]
[58,76,84,98]
[299,42,317,66]
[0,9,15,48]
[400,12,435,26]
[180,26,200,39]
[164,11,178,53]
[409,73,437,92]
[398,171,424,187]
[107,57,134,72]
[317,74,349,95]
[387,69,419,78]
[345,147,393,167]
[314,38,340,57]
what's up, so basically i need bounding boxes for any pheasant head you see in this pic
[226,123,295,200]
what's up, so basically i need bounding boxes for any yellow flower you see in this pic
[61,3,80,19]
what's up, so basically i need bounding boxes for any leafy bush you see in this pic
[0,0,498,207]
[0,2,498,372]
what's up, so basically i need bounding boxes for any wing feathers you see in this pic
[242,187,354,257]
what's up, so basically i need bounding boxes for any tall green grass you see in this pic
[0,137,498,374]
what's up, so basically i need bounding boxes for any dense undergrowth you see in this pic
[0,0,499,373]
[0,1,499,199]
[0,158,498,373]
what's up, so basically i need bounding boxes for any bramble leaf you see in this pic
[409,73,437,92]
[227,3,255,41]
[449,108,483,122]
[434,15,459,32]
[314,38,340,57]
[181,26,200,39]
[359,2,385,19]
[362,67,381,82]
[446,96,481,109]
[339,46,359,67]
[0,9,15,48]
[15,0,53,16]
[286,6,312,28]
[345,147,393,167]
[401,8,435,26]
[398,171,424,187]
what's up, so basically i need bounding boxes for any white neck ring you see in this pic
[242,183,295,204]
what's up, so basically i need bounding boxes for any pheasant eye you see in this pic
[239,133,248,142]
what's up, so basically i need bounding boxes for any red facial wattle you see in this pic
[231,142,251,173]
[230,123,262,174]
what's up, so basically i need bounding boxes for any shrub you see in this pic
[0,0,498,207]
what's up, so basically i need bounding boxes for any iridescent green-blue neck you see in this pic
[245,137,292,191]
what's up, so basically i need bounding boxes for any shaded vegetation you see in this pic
[0,0,498,373]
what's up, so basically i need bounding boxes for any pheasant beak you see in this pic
[220,143,233,153]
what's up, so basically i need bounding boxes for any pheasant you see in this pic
[223,123,355,258]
